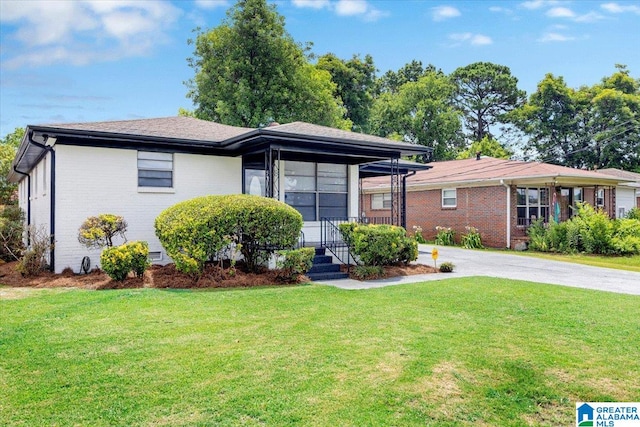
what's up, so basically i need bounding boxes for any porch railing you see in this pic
[320,216,392,271]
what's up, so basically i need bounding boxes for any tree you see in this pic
[513,67,640,170]
[78,214,128,249]
[456,136,513,159]
[376,60,439,94]
[186,0,349,129]
[369,71,463,160]
[451,62,525,142]
[316,53,376,132]
[509,73,581,165]
[0,127,24,205]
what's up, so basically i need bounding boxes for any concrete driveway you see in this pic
[322,245,640,295]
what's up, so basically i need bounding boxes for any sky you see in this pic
[1,0,639,137]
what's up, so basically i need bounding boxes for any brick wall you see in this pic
[364,185,509,248]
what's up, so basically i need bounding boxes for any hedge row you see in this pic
[155,194,303,276]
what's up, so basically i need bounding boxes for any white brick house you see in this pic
[9,117,429,273]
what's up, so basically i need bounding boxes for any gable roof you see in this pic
[363,156,629,192]
[11,116,431,182]
[597,168,640,184]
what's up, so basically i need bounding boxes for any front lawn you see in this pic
[1,279,639,426]
[511,251,640,272]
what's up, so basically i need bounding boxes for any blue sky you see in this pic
[1,0,639,137]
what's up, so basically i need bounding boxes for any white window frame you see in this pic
[138,151,173,188]
[371,193,391,210]
[442,188,457,208]
[596,188,605,207]
[517,187,550,225]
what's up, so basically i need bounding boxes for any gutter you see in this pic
[20,131,56,272]
[11,166,31,244]
[500,179,511,249]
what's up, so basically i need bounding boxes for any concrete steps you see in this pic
[306,247,349,281]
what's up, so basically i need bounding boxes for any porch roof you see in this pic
[10,117,431,182]
[362,156,630,192]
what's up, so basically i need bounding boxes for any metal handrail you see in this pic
[320,216,392,273]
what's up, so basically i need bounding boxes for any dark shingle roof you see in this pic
[41,116,254,143]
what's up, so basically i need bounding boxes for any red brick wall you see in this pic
[363,185,509,248]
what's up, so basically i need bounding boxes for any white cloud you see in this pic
[573,11,605,23]
[194,0,229,9]
[335,0,368,16]
[0,0,181,69]
[489,6,513,15]
[294,0,388,22]
[537,32,576,42]
[449,33,493,46]
[292,0,331,9]
[432,5,461,21]
[545,6,605,22]
[546,7,576,18]
[520,0,559,10]
[601,2,640,14]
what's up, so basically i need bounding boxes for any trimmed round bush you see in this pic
[340,223,418,266]
[155,194,303,276]
[100,241,150,281]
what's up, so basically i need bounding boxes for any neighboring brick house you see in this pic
[596,168,640,217]
[362,156,630,249]
[9,116,429,273]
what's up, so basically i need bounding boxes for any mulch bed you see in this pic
[0,260,437,290]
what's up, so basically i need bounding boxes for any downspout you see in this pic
[500,179,511,249]
[11,166,31,245]
[24,133,56,272]
[401,170,417,229]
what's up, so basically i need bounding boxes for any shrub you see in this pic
[412,225,427,244]
[16,225,52,276]
[126,241,150,278]
[155,194,303,276]
[435,226,455,246]
[276,247,314,282]
[461,226,484,249]
[100,245,132,281]
[0,205,24,261]
[439,262,454,273]
[527,203,639,256]
[611,218,640,255]
[100,241,150,281]
[626,207,640,220]
[340,223,417,266]
[78,214,128,249]
[352,265,384,280]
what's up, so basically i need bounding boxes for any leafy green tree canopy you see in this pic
[316,53,376,133]
[186,0,349,129]
[451,62,525,142]
[370,71,463,160]
[0,127,24,205]
[456,136,513,160]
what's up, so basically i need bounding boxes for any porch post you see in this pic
[390,157,400,226]
[264,147,281,199]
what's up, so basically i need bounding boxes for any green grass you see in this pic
[509,251,640,272]
[1,279,639,426]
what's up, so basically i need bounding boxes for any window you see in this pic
[284,161,347,221]
[596,189,605,207]
[371,193,391,210]
[138,151,173,188]
[517,187,549,226]
[574,187,583,205]
[244,169,265,196]
[442,189,457,207]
